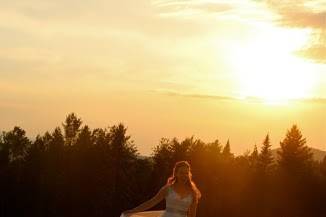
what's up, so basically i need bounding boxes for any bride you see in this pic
[122,161,201,217]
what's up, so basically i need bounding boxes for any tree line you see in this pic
[0,113,326,217]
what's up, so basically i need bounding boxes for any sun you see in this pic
[229,27,316,104]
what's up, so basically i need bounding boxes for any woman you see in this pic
[122,161,201,217]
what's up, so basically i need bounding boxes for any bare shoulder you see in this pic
[160,184,170,193]
[157,184,170,196]
[151,184,169,202]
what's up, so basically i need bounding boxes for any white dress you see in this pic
[162,185,193,217]
[120,186,193,217]
[120,211,164,217]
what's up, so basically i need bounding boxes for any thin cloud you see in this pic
[153,89,239,101]
[152,0,234,17]
[272,5,326,29]
[266,0,326,63]
[296,31,326,63]
[155,89,326,104]
[296,97,326,104]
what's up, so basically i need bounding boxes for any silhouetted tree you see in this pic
[258,134,274,174]
[0,131,9,167]
[222,139,234,160]
[2,126,31,162]
[47,127,66,216]
[109,123,138,217]
[278,125,313,174]
[62,113,82,146]
[0,127,32,216]
[277,125,315,217]
[250,145,259,169]
[1,116,326,217]
[152,138,174,187]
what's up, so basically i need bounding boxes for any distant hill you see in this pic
[271,147,326,162]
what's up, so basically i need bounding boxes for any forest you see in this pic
[0,113,325,217]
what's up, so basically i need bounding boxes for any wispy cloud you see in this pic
[155,89,238,101]
[266,0,326,63]
[295,28,326,63]
[298,97,326,104]
[152,0,234,17]
[155,89,326,104]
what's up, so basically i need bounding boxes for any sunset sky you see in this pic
[1,0,325,155]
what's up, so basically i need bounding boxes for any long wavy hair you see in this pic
[167,161,201,201]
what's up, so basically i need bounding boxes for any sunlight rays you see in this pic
[228,27,317,104]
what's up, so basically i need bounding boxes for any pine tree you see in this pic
[109,123,138,216]
[250,145,259,168]
[171,137,192,162]
[207,139,222,156]
[76,125,92,149]
[278,125,313,174]
[222,139,234,158]
[49,127,65,153]
[258,134,274,173]
[152,138,174,187]
[62,113,82,146]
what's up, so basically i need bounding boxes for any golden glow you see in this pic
[229,27,316,104]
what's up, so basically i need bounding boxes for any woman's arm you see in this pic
[123,185,168,215]
[188,197,199,217]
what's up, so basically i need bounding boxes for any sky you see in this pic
[1,0,325,155]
